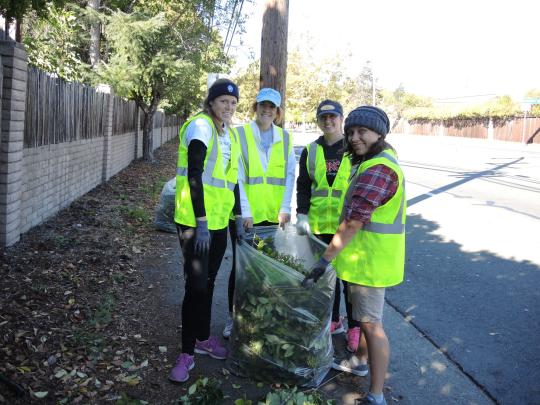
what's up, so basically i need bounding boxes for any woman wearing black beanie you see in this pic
[303,105,406,405]
[170,78,244,383]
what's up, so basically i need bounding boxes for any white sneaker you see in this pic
[222,316,233,339]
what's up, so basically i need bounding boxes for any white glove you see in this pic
[295,214,311,235]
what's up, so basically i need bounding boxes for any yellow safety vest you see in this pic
[306,141,352,234]
[236,124,291,224]
[174,113,240,230]
[333,149,406,287]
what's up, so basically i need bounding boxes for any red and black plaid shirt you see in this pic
[342,164,399,223]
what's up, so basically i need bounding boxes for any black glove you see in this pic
[301,257,330,288]
[194,219,210,255]
[235,217,245,245]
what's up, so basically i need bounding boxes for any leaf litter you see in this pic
[0,141,178,404]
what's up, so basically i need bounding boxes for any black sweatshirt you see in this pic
[187,139,241,220]
[296,135,345,215]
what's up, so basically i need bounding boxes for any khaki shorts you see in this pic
[348,283,386,323]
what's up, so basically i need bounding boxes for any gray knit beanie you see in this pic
[344,106,390,136]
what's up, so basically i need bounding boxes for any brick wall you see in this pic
[0,42,181,247]
[110,131,137,177]
[20,137,105,233]
[0,41,26,246]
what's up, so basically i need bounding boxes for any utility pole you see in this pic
[260,0,289,125]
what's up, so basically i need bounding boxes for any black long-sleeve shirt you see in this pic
[296,135,345,215]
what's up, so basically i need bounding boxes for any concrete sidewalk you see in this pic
[143,231,494,405]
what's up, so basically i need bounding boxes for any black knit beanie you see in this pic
[207,79,239,102]
[344,106,390,136]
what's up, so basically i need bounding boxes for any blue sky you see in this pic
[227,0,540,101]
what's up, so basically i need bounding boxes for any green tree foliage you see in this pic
[342,61,382,110]
[285,51,326,124]
[22,5,91,83]
[100,1,230,161]
[233,52,387,127]
[404,95,522,120]
[233,59,260,122]
[381,84,433,128]
[482,95,520,117]
[21,1,135,83]
[524,88,540,115]
[0,0,66,21]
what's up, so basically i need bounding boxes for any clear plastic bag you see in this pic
[153,178,176,233]
[229,225,335,387]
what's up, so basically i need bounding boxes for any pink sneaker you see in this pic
[347,326,361,353]
[330,318,345,335]
[169,353,194,382]
[194,336,228,360]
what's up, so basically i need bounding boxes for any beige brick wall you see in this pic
[20,137,104,233]
[0,40,181,247]
[18,127,178,235]
[110,131,136,176]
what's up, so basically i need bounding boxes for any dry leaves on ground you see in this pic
[0,140,178,404]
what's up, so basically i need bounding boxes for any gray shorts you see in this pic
[348,283,386,323]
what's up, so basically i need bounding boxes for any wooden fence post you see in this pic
[0,41,27,247]
[96,84,113,183]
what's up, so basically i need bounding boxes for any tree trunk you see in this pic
[142,111,155,162]
[260,0,289,126]
[88,0,101,68]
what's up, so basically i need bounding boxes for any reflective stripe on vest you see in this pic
[362,188,405,234]
[340,150,404,234]
[307,142,318,180]
[334,148,406,287]
[237,125,289,186]
[236,124,290,223]
[311,189,343,198]
[176,166,235,191]
[361,150,404,233]
[306,140,352,234]
[174,114,239,229]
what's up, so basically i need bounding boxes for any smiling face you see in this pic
[255,101,278,129]
[346,126,381,156]
[317,113,343,137]
[209,95,238,126]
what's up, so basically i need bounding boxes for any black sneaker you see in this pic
[355,394,387,405]
[332,354,369,376]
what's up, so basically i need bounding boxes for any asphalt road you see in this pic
[380,134,540,405]
[154,132,539,404]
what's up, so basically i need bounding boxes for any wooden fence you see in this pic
[1,40,183,247]
[24,68,182,146]
[24,67,110,147]
[395,117,540,144]
[112,97,138,135]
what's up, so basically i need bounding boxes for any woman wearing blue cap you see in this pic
[222,87,296,338]
[170,78,244,383]
[296,99,365,357]
[302,106,406,405]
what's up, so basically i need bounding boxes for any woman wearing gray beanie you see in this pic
[302,105,406,405]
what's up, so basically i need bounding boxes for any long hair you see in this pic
[343,135,395,166]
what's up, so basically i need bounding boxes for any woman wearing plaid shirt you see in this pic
[302,106,406,405]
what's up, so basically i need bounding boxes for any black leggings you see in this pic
[315,234,359,329]
[227,220,276,313]
[177,224,228,354]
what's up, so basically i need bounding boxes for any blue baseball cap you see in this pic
[317,100,343,117]
[256,88,281,107]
